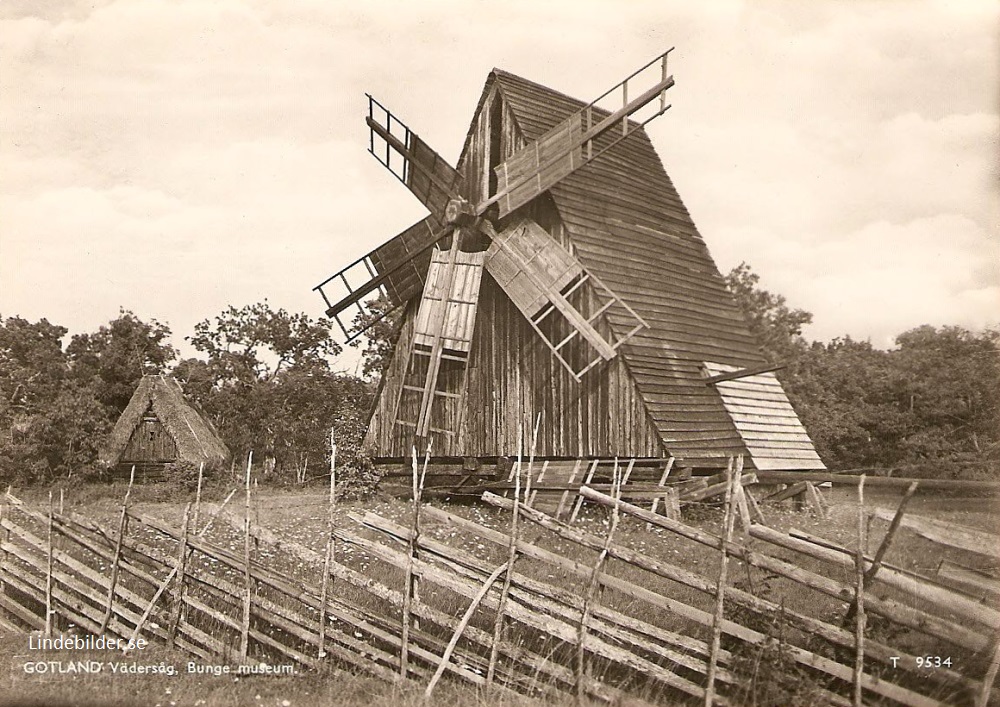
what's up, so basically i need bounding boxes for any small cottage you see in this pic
[100,375,229,480]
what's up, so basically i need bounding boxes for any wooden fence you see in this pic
[0,454,997,706]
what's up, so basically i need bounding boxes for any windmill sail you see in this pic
[483,50,674,218]
[366,94,466,224]
[484,219,646,381]
[394,241,485,441]
[314,216,446,340]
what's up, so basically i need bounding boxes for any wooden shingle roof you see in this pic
[489,69,821,468]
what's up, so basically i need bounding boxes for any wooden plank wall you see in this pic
[121,417,178,463]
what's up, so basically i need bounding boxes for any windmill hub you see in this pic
[444,198,477,227]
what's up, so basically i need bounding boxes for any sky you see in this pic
[2,0,998,373]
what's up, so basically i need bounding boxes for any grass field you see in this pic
[2,476,997,707]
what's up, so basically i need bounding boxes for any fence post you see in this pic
[400,444,429,679]
[100,466,134,634]
[576,459,623,704]
[844,481,918,626]
[425,563,508,701]
[167,503,191,648]
[705,456,737,707]
[240,451,254,660]
[44,490,54,639]
[976,633,1000,707]
[319,434,337,659]
[0,487,9,600]
[486,421,529,690]
[853,475,867,707]
[192,462,205,531]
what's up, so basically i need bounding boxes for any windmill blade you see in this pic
[479,50,675,219]
[367,94,466,225]
[314,216,451,341]
[483,218,647,381]
[394,234,485,442]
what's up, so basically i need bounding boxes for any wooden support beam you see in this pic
[703,362,785,386]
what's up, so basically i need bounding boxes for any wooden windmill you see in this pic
[316,52,826,473]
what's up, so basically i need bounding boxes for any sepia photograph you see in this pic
[1,2,998,706]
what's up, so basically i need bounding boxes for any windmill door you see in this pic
[122,409,177,463]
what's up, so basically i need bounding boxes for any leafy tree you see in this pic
[721,265,1000,476]
[785,337,910,469]
[0,316,69,412]
[724,262,813,363]
[189,301,340,385]
[67,309,177,414]
[184,302,372,486]
[0,315,112,483]
[891,325,999,467]
[349,294,403,380]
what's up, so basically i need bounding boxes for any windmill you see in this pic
[316,52,674,446]
[315,53,826,473]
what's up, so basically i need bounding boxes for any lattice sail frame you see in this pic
[485,219,647,381]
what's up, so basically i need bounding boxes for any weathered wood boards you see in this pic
[702,361,825,471]
[756,471,1000,494]
[870,507,1000,560]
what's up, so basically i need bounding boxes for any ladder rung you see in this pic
[576,355,605,379]
[554,328,580,352]
[532,303,556,326]
[561,272,590,299]
[611,323,646,350]
[586,298,616,323]
[434,390,462,399]
[533,273,590,327]
[412,348,469,362]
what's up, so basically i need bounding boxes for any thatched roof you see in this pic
[100,375,230,467]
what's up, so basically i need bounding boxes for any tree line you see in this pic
[0,303,372,489]
[0,265,996,487]
[725,263,999,477]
